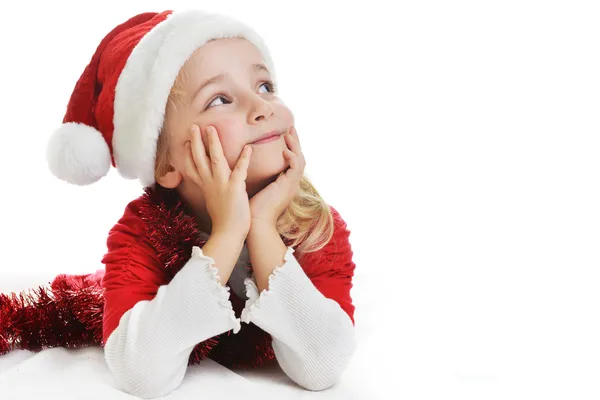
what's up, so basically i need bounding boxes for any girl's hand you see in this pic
[249,126,305,227]
[184,124,252,240]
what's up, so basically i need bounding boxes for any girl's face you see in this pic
[162,37,294,193]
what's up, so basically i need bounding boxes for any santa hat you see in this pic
[46,10,276,187]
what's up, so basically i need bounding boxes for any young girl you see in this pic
[0,9,356,398]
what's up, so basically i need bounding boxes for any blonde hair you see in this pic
[155,73,334,256]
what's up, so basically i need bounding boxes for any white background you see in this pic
[0,1,599,399]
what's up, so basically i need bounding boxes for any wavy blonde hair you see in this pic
[155,72,333,256]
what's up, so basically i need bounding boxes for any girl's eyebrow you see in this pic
[252,63,269,74]
[193,73,227,101]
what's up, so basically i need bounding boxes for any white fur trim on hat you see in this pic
[46,122,112,186]
[113,9,276,187]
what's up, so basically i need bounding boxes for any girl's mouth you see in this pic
[252,134,281,144]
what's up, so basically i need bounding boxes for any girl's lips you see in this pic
[252,134,281,144]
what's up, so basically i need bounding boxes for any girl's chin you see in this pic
[248,163,287,183]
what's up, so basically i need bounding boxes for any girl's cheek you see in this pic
[208,120,245,163]
[273,102,294,126]
[213,120,244,145]
[212,118,240,138]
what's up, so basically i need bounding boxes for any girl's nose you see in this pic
[248,97,274,123]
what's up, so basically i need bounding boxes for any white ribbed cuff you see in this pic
[239,246,356,390]
[240,246,295,324]
[191,246,241,334]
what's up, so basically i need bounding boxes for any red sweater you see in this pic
[100,185,356,367]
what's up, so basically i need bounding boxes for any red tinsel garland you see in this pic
[0,270,104,354]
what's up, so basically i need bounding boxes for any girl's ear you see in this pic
[156,165,183,189]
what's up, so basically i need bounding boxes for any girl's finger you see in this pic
[284,129,302,155]
[283,148,299,171]
[231,145,252,183]
[190,125,211,177]
[290,125,301,150]
[285,147,305,178]
[206,126,230,181]
[184,142,204,188]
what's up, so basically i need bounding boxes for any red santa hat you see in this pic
[46,9,276,187]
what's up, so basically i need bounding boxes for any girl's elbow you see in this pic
[105,352,185,398]
[275,333,357,391]
[292,364,346,391]
[110,366,184,399]
[282,349,356,391]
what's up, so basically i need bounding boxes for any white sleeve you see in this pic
[240,247,356,391]
[104,246,241,399]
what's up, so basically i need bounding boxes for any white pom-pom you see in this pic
[46,122,111,186]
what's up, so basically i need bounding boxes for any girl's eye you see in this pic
[258,80,276,94]
[206,81,275,110]
[207,95,231,109]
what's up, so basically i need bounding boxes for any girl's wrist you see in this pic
[210,228,248,246]
[249,218,277,234]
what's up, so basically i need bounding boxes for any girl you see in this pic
[0,9,356,398]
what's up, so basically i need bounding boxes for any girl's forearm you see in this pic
[201,232,246,285]
[246,222,287,292]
